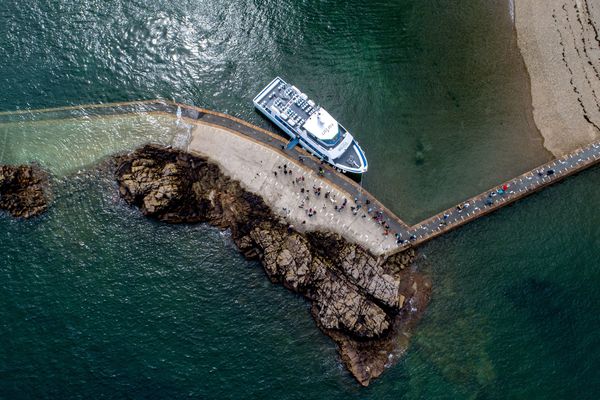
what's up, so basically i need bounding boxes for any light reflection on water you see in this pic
[0,0,549,222]
[0,0,599,398]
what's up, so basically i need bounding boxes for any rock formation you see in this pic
[0,164,50,218]
[114,144,431,386]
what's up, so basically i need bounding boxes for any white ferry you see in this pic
[253,77,368,174]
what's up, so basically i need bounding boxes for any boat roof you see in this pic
[303,108,338,141]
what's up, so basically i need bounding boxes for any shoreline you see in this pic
[514,0,600,156]
[113,144,431,386]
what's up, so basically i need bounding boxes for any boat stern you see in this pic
[253,76,284,107]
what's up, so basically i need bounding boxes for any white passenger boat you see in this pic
[253,77,368,174]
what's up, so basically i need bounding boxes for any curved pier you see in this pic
[1,100,598,255]
[165,101,600,253]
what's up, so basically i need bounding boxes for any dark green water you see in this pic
[1,0,599,398]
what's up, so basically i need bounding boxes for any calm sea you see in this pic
[0,0,598,398]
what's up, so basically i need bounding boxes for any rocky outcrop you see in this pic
[0,164,50,218]
[115,145,431,386]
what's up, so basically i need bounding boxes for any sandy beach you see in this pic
[515,0,600,156]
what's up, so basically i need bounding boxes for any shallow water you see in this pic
[1,0,598,398]
[0,114,183,176]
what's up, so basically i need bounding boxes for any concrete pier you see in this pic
[401,141,600,249]
[168,102,600,254]
[183,119,401,255]
[2,100,598,256]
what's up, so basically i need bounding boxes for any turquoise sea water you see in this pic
[1,0,598,398]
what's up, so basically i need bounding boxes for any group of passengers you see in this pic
[272,162,400,242]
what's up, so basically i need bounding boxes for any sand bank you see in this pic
[515,0,600,155]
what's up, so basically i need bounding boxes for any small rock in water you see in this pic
[0,164,50,219]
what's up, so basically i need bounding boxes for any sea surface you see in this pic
[0,0,598,398]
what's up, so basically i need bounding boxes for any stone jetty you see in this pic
[3,100,599,386]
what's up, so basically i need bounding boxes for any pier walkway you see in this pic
[2,100,598,256]
[401,141,600,249]
[163,101,600,253]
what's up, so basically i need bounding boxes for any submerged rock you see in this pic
[114,144,431,386]
[0,164,50,218]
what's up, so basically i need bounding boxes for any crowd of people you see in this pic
[270,162,406,244]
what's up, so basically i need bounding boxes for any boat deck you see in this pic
[254,77,316,134]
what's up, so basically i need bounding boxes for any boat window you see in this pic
[312,126,345,147]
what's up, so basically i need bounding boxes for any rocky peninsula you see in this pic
[114,144,430,386]
[0,164,49,218]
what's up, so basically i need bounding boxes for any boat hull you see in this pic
[254,101,368,174]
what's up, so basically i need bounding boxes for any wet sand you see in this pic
[515,0,600,156]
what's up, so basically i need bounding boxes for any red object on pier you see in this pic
[502,184,508,190]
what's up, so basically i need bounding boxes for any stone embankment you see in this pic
[186,120,403,256]
[114,144,431,386]
[0,164,49,218]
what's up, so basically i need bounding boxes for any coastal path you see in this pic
[2,100,599,256]
[401,141,600,249]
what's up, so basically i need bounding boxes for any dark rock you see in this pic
[114,144,431,386]
[0,164,50,218]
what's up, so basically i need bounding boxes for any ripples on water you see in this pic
[0,0,517,107]
[0,0,599,398]
[2,0,550,222]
